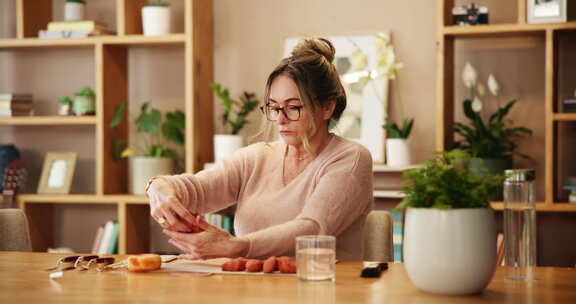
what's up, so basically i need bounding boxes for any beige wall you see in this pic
[213,0,438,164]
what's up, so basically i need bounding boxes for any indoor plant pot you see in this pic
[142,3,171,36]
[64,0,85,21]
[386,138,412,166]
[129,156,173,194]
[214,134,243,163]
[403,208,497,295]
[73,95,95,115]
[397,150,503,295]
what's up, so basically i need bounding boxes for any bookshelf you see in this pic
[2,0,214,253]
[437,0,576,211]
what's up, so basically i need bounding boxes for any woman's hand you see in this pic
[163,215,249,259]
[147,176,198,232]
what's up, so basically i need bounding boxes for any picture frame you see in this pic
[527,0,575,23]
[37,152,77,194]
[283,33,390,163]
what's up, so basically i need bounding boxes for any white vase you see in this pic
[214,134,243,163]
[64,2,85,21]
[403,208,497,295]
[386,138,411,166]
[142,6,171,36]
[129,157,174,194]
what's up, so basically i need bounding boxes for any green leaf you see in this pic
[58,96,73,105]
[136,104,162,134]
[112,139,126,160]
[110,102,126,128]
[75,87,95,97]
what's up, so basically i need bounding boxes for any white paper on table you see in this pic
[159,258,295,276]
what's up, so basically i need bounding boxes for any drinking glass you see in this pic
[296,235,336,281]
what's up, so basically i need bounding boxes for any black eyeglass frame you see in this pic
[259,103,304,121]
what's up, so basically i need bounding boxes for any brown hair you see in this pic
[257,37,347,152]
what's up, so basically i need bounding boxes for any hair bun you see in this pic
[291,37,336,63]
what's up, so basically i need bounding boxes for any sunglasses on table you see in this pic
[45,255,116,272]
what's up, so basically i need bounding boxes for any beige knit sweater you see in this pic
[164,135,374,261]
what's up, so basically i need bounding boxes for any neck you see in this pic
[287,130,332,161]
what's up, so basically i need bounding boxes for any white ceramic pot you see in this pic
[142,6,171,36]
[403,208,497,295]
[214,134,243,163]
[64,2,85,21]
[386,138,412,166]
[129,157,174,194]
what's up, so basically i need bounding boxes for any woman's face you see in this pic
[267,75,332,147]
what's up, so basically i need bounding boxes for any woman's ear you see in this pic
[322,100,336,120]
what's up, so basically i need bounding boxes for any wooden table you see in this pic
[1,252,575,303]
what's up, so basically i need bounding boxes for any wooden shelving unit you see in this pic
[0,116,97,126]
[437,0,576,211]
[4,0,214,253]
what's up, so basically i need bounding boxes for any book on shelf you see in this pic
[389,209,404,262]
[97,221,119,254]
[203,213,234,234]
[0,109,33,117]
[0,102,33,111]
[38,29,115,39]
[0,93,32,100]
[107,222,120,254]
[47,20,107,32]
[91,226,105,254]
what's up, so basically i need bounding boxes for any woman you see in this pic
[147,37,374,261]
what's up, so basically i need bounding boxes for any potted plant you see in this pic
[142,0,171,36]
[59,87,95,116]
[111,102,184,194]
[210,83,259,163]
[383,118,414,166]
[57,96,73,116]
[397,150,503,295]
[64,0,86,22]
[454,62,533,177]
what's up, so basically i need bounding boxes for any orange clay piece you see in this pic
[277,256,297,274]
[262,256,278,273]
[127,254,161,272]
[245,259,264,272]
[221,257,247,272]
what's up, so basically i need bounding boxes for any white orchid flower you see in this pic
[349,49,368,71]
[472,96,483,112]
[374,32,391,49]
[462,62,477,89]
[477,82,486,97]
[487,74,500,97]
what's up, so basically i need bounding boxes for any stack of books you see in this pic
[389,209,404,262]
[204,213,234,235]
[564,98,576,113]
[39,20,113,39]
[91,220,120,254]
[0,93,33,116]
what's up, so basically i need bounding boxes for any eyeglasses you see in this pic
[260,103,303,121]
[45,255,116,272]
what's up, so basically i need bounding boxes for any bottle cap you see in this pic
[505,169,535,182]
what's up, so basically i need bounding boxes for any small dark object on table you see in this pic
[360,262,388,278]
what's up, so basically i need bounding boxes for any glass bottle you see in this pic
[503,169,536,280]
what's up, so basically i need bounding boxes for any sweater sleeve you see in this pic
[243,147,374,258]
[162,143,262,214]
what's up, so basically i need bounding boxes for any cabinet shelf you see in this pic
[18,194,148,205]
[0,116,97,126]
[553,113,576,121]
[443,21,576,37]
[491,202,576,212]
[0,34,186,48]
